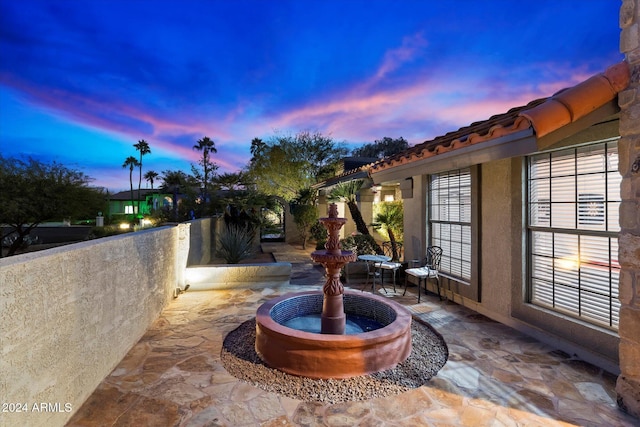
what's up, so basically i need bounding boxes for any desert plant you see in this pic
[372,201,404,260]
[290,187,318,250]
[311,221,327,249]
[216,224,255,264]
[340,233,380,256]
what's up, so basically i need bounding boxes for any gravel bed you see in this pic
[221,317,448,404]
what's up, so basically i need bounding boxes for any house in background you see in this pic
[107,189,172,219]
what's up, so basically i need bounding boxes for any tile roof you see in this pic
[370,62,630,174]
[109,189,162,200]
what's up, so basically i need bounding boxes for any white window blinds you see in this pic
[429,168,472,282]
[527,140,621,329]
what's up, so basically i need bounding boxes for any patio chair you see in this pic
[362,256,385,293]
[375,241,403,292]
[403,246,443,302]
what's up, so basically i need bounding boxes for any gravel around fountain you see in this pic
[221,316,448,404]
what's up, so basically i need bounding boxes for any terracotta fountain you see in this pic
[311,203,357,334]
[255,203,412,379]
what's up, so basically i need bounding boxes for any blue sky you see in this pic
[0,0,622,191]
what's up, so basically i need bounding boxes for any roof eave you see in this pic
[312,169,371,190]
[371,128,536,184]
[521,61,629,144]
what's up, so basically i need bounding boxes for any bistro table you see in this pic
[357,254,392,293]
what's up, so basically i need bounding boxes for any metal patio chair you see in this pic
[403,246,443,302]
[375,241,403,292]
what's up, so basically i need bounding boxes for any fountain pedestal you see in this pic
[311,204,357,334]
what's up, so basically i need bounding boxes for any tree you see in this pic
[160,170,190,222]
[290,187,318,250]
[122,156,140,217]
[144,170,159,189]
[245,130,348,201]
[352,136,409,158]
[329,179,382,254]
[192,136,218,203]
[249,137,266,164]
[372,201,404,261]
[133,139,151,214]
[0,156,104,257]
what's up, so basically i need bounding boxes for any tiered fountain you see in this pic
[255,203,412,379]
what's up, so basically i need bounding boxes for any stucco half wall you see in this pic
[0,224,189,427]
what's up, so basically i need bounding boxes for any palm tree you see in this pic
[144,170,159,189]
[122,156,140,217]
[373,201,404,261]
[328,180,370,236]
[215,172,244,191]
[193,136,217,201]
[134,140,151,215]
[249,137,266,164]
[329,179,382,254]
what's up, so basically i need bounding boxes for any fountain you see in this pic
[255,203,412,379]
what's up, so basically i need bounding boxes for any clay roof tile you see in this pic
[370,62,630,174]
[520,61,630,138]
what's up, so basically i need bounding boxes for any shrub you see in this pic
[340,233,381,256]
[216,224,255,264]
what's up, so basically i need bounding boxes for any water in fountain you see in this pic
[282,313,383,334]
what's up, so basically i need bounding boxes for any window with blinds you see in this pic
[527,140,621,329]
[429,168,472,282]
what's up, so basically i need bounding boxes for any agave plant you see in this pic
[216,224,255,264]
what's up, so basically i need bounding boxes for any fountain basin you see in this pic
[255,290,412,379]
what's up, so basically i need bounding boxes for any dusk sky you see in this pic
[0,0,623,192]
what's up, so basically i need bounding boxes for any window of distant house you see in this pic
[527,139,621,330]
[125,205,134,214]
[429,168,472,282]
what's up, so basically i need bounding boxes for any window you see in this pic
[125,205,134,214]
[429,168,472,282]
[527,140,621,329]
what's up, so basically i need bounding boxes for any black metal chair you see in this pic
[382,241,403,262]
[376,241,403,292]
[362,256,385,293]
[403,246,443,302]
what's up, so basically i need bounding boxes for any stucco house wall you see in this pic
[479,158,517,317]
[389,149,621,371]
[400,174,427,264]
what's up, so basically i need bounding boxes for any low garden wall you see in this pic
[0,224,190,427]
[185,262,292,290]
[187,217,215,265]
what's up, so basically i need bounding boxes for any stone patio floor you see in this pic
[68,244,638,426]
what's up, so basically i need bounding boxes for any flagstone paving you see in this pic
[68,244,638,426]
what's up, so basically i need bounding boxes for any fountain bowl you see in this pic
[255,290,412,379]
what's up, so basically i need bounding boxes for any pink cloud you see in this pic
[374,32,428,81]
[1,74,241,166]
[261,60,605,146]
